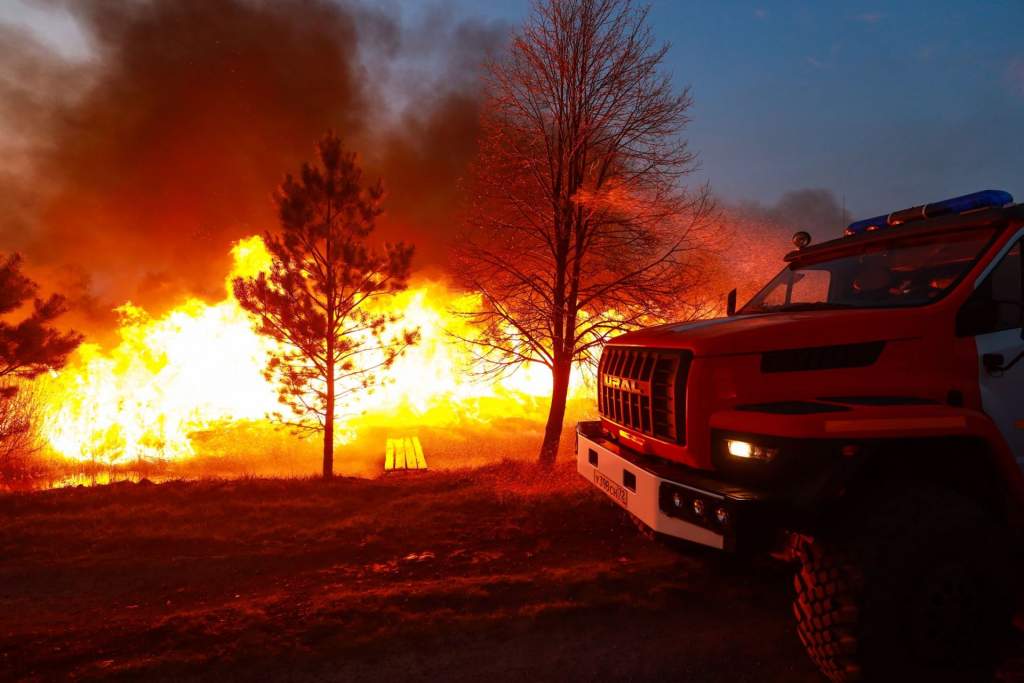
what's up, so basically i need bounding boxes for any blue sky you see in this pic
[654,1,1024,217]
[5,0,1023,219]
[449,0,1024,218]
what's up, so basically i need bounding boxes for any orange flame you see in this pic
[40,236,585,465]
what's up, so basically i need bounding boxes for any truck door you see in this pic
[960,234,1024,463]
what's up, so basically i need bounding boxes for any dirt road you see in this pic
[0,462,821,681]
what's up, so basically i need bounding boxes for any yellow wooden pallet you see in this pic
[384,436,427,472]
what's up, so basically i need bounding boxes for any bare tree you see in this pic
[0,381,44,482]
[454,0,713,466]
[233,133,417,479]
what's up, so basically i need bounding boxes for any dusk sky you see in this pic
[458,0,1024,219]
[3,0,1022,220]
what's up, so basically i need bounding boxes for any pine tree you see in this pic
[0,254,83,399]
[233,133,416,478]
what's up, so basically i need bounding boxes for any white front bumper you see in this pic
[576,422,726,550]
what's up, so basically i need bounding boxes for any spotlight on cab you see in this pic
[792,231,812,249]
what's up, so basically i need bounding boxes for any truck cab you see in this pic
[577,190,1024,680]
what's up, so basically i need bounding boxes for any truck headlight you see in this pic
[726,439,778,462]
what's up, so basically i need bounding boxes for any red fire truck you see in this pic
[577,190,1024,680]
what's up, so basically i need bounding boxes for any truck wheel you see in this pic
[793,486,1013,681]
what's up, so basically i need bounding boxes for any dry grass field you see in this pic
[0,461,841,682]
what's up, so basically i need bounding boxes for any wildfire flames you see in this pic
[0,0,798,478]
[39,236,584,466]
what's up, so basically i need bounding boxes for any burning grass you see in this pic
[0,460,820,682]
[33,236,592,474]
[15,400,593,491]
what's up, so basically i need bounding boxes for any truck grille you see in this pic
[598,347,691,444]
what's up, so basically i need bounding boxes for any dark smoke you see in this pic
[369,14,505,270]
[0,0,506,338]
[701,189,853,307]
[733,188,852,239]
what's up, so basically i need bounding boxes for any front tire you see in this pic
[793,486,1013,681]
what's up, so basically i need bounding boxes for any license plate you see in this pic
[594,469,629,508]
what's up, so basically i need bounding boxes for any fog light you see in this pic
[727,439,752,458]
[715,507,729,526]
[726,439,778,462]
[672,491,684,509]
[692,498,705,516]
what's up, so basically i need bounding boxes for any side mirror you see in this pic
[726,288,737,316]
[983,353,1005,375]
[984,351,1024,375]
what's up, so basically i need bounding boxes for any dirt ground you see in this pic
[0,462,829,681]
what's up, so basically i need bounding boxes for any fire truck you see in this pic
[577,190,1024,680]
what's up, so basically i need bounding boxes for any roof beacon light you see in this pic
[845,190,1014,236]
[792,231,812,249]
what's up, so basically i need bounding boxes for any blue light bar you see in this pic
[845,190,1014,236]
[845,214,888,235]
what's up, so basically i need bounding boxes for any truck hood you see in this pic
[610,309,925,356]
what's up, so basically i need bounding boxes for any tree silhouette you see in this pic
[454,0,713,466]
[233,133,417,479]
[0,254,83,399]
[0,380,44,481]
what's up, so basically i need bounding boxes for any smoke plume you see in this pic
[733,188,852,238]
[0,0,506,338]
[702,189,853,307]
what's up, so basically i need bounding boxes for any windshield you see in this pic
[740,227,997,313]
